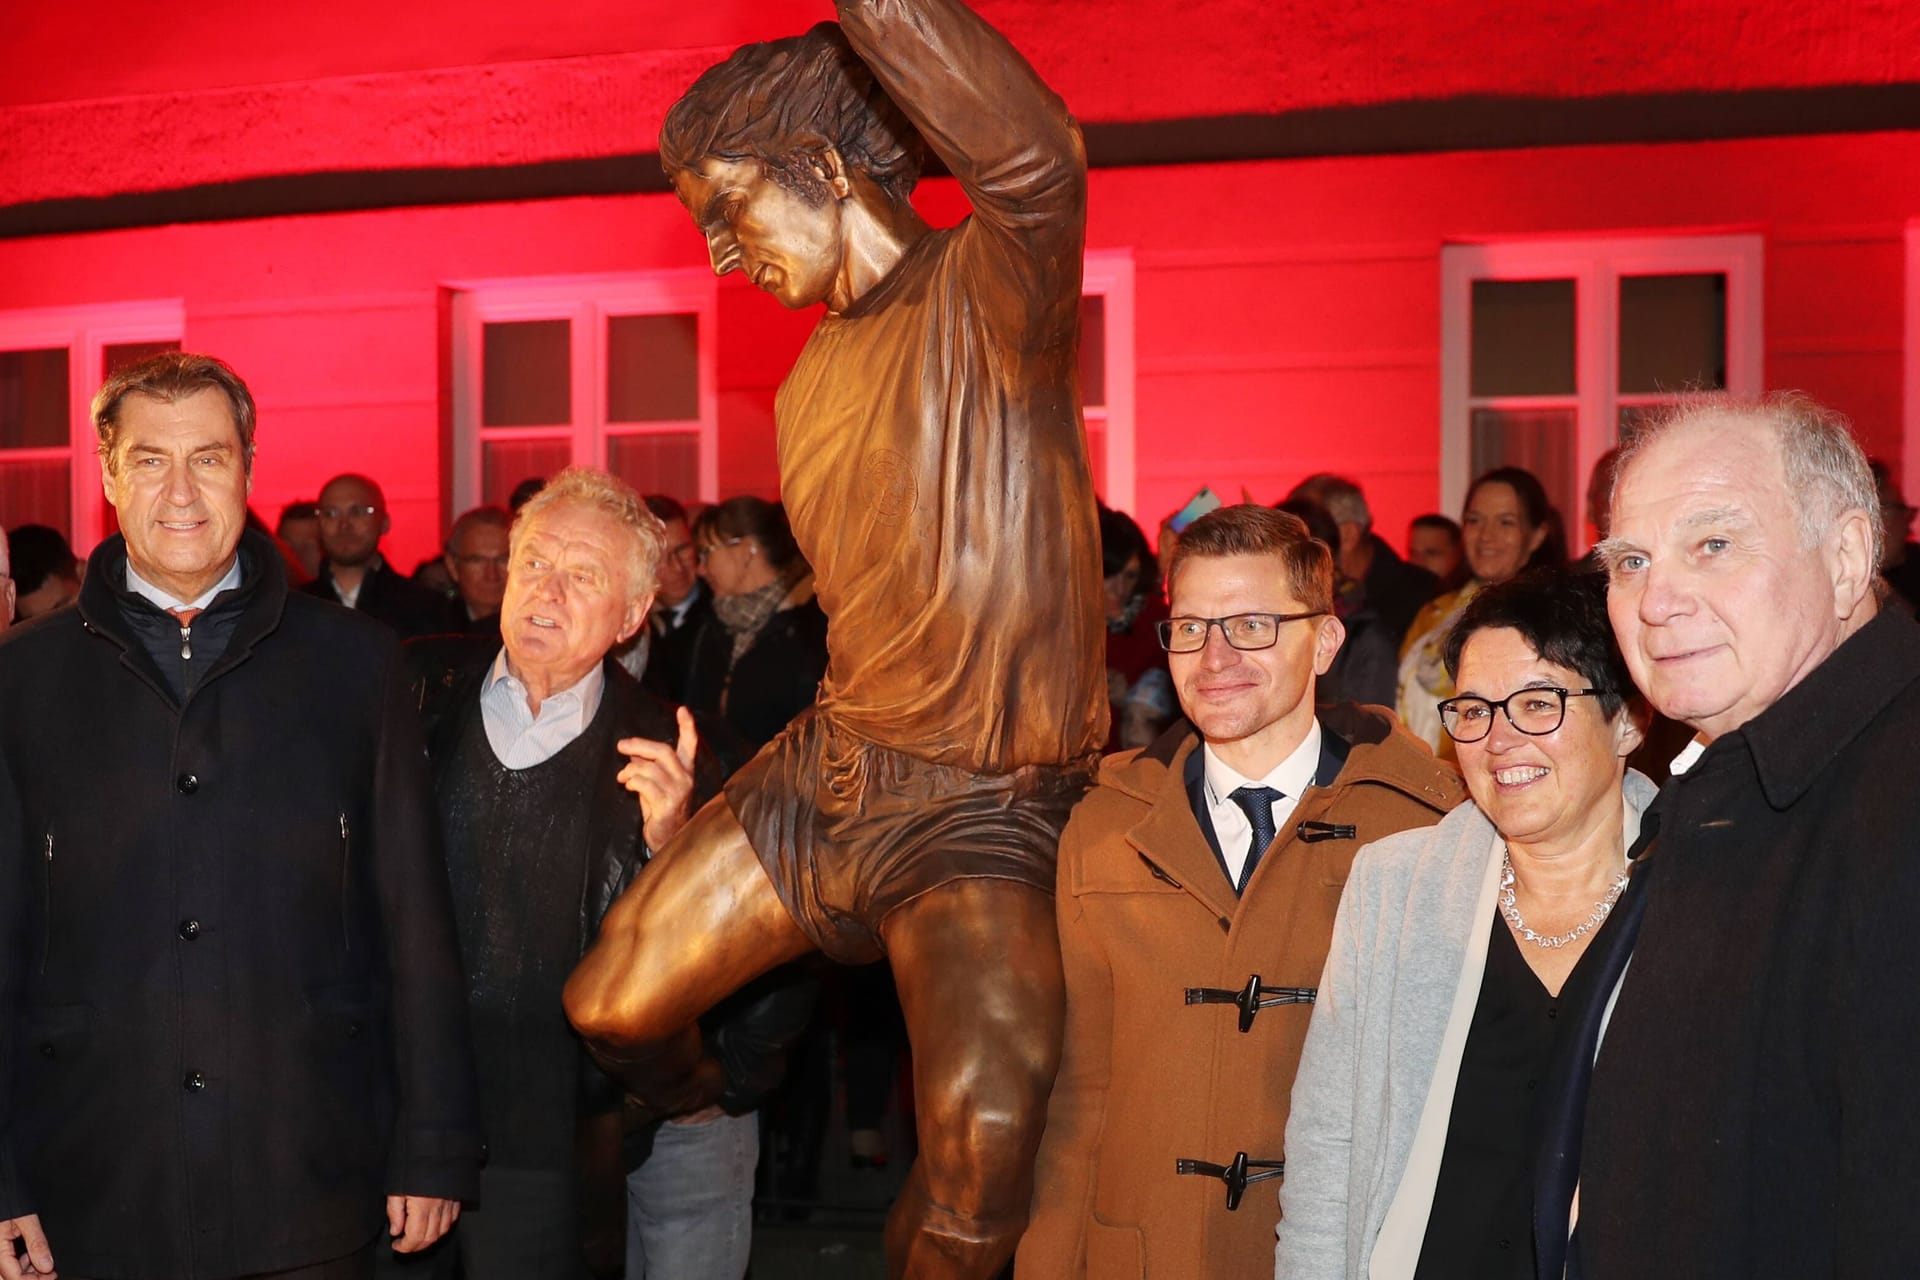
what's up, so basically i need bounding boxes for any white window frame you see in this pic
[0,300,185,556]
[1905,220,1920,507]
[447,271,718,513]
[1083,249,1137,517]
[1439,234,1764,523]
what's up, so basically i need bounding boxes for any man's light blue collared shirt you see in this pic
[478,647,606,769]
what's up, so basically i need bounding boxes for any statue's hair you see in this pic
[660,21,925,205]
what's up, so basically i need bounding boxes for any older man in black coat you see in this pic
[0,353,479,1279]
[1538,393,1917,1279]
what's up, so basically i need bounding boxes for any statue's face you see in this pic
[674,156,844,310]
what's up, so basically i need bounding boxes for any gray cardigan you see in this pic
[1274,771,1657,1279]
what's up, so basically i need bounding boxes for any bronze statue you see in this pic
[563,1,1105,1273]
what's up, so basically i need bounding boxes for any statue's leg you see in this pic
[878,878,1066,1279]
[565,791,814,1109]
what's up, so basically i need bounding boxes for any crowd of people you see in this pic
[5,349,1920,1280]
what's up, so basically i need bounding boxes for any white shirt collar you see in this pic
[1203,718,1324,810]
[479,646,607,769]
[125,556,242,614]
[1667,734,1709,777]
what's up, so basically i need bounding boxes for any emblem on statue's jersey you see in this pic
[864,448,918,523]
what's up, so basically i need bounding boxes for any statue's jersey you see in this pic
[776,215,1107,775]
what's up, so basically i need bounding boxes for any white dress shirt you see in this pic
[1200,718,1323,887]
[479,648,606,769]
[126,557,243,614]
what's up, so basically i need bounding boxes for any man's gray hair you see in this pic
[1617,391,1882,567]
[510,467,665,605]
[1287,472,1370,530]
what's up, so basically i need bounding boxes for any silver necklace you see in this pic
[1499,846,1630,949]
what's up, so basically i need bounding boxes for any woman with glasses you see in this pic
[682,496,829,755]
[1275,566,1653,1280]
[1396,466,1564,758]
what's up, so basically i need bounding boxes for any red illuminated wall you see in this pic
[2,2,1918,564]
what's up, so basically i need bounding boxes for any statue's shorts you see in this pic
[724,707,1093,964]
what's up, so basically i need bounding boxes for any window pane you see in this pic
[481,437,571,507]
[606,433,699,503]
[607,314,699,423]
[1618,273,1726,393]
[1618,402,1674,443]
[1079,295,1106,408]
[482,320,571,427]
[1470,279,1576,397]
[1470,406,1577,543]
[0,348,70,449]
[0,458,71,531]
[103,340,181,379]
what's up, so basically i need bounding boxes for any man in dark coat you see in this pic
[0,353,480,1278]
[401,469,812,1280]
[1286,473,1438,649]
[634,494,712,705]
[1538,392,1911,1278]
[303,472,463,639]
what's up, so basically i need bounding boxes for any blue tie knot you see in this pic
[1229,785,1284,859]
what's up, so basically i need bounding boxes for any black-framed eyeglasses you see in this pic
[696,537,744,566]
[318,503,379,520]
[1155,610,1328,654]
[664,541,697,566]
[1437,686,1610,743]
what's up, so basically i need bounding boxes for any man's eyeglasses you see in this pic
[1154,610,1328,654]
[664,541,697,567]
[318,503,379,520]
[1437,686,1610,743]
[696,537,744,566]
[453,553,510,571]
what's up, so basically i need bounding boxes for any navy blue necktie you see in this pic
[1533,820,1663,1280]
[1228,785,1283,892]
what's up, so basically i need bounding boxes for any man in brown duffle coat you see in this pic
[1019,505,1463,1279]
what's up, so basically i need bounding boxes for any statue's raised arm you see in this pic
[833,0,1087,343]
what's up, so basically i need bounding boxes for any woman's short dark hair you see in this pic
[694,495,803,572]
[1098,505,1160,597]
[1442,565,1633,719]
[1465,465,1565,570]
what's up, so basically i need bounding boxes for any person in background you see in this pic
[1278,497,1397,708]
[636,494,714,705]
[0,351,479,1278]
[1100,504,1177,750]
[0,528,13,629]
[1584,447,1622,545]
[680,496,828,756]
[1020,504,1462,1278]
[442,504,512,636]
[1286,473,1438,649]
[1397,467,1561,758]
[303,472,463,639]
[1870,459,1920,613]
[1538,394,1918,1280]
[1406,514,1465,590]
[278,499,325,580]
[510,476,548,512]
[4,524,82,621]
[1277,567,1652,1280]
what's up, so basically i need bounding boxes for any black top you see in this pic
[440,695,608,1171]
[1416,908,1615,1280]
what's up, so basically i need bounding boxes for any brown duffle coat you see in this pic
[1018,705,1463,1279]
